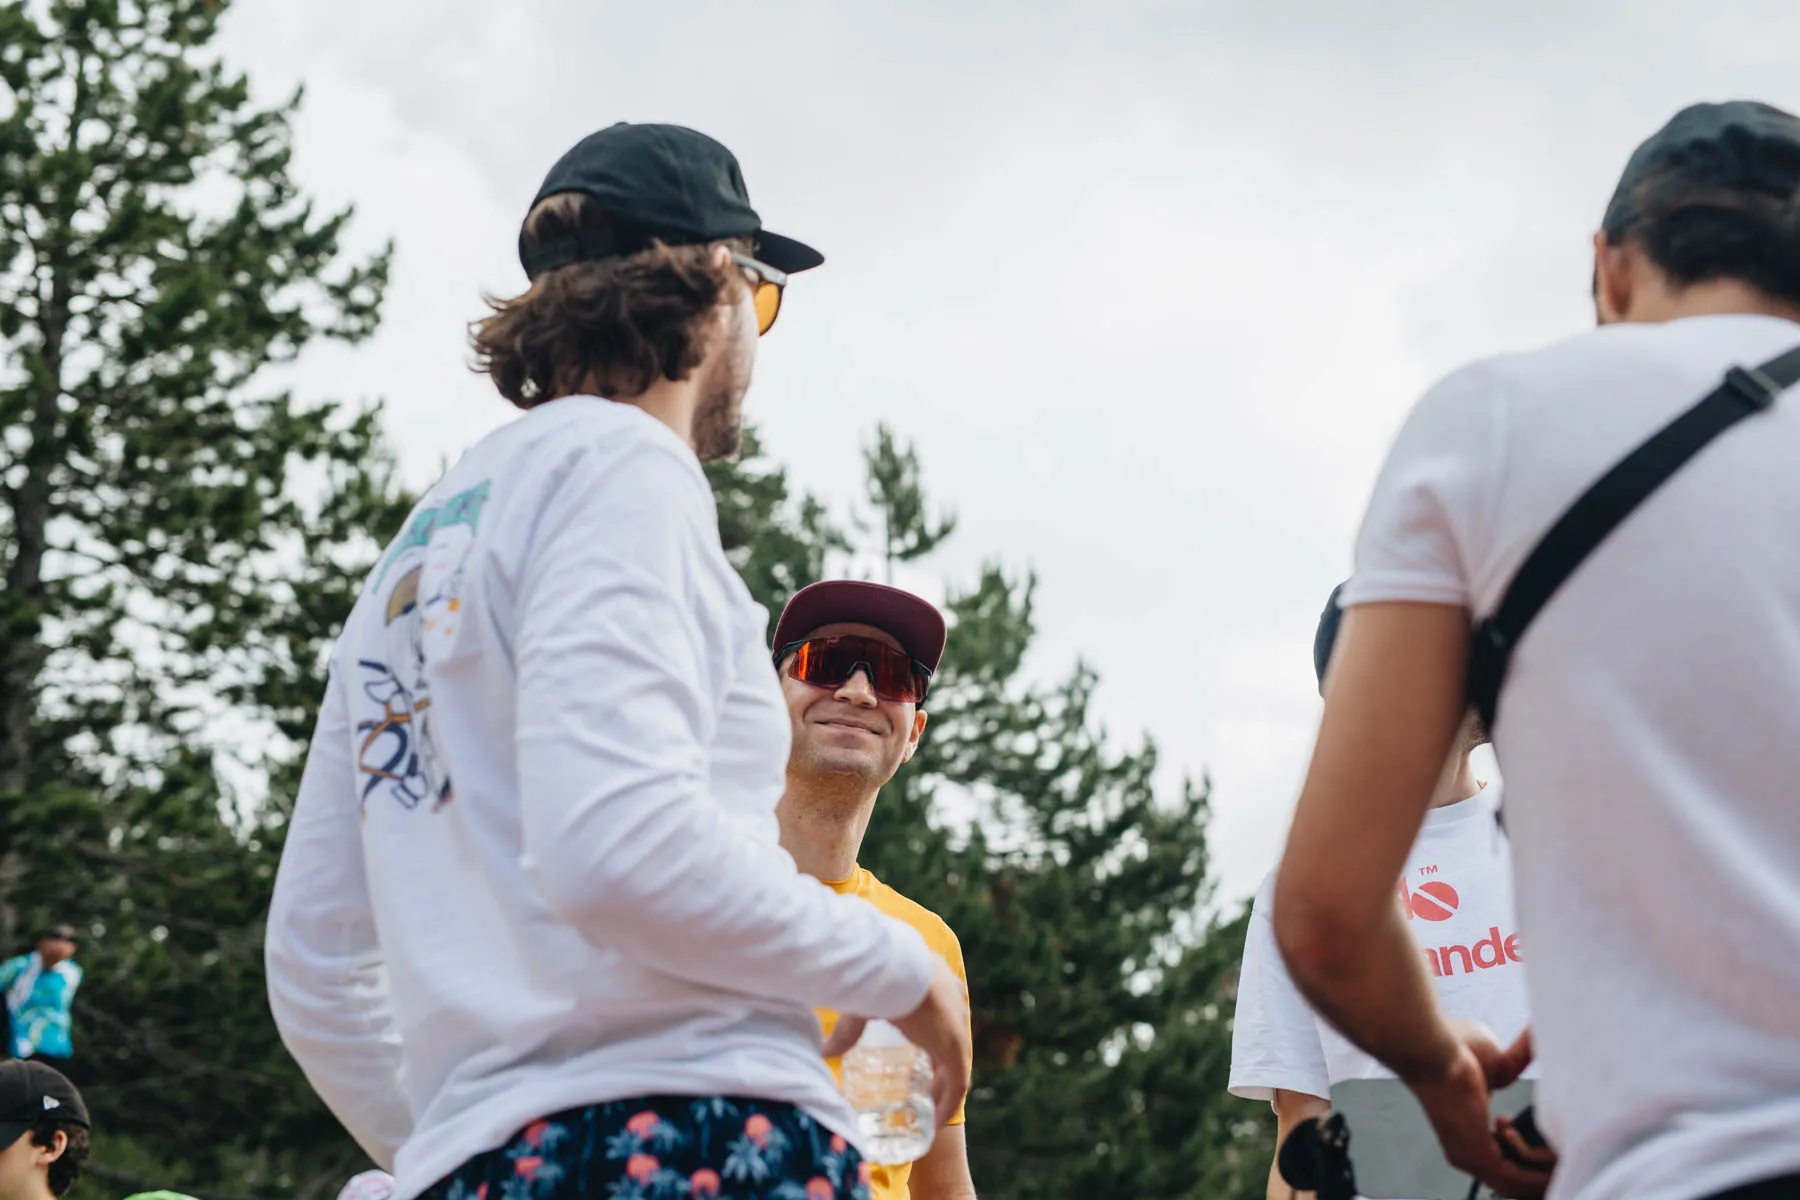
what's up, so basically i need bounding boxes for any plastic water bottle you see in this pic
[839,1019,934,1164]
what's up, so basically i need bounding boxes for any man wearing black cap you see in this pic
[268,123,969,1200]
[0,1061,89,1200]
[1274,101,1800,1199]
[1228,586,1528,1200]
[770,581,975,1200]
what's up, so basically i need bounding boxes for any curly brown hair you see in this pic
[29,1117,89,1197]
[471,193,751,409]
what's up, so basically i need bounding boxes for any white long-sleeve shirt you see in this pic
[266,396,935,1200]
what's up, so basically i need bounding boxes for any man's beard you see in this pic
[691,335,752,462]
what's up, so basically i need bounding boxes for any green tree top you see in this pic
[0,2,410,1194]
[710,425,1269,1199]
[0,0,402,816]
[862,421,955,583]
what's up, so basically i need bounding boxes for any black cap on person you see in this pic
[521,122,824,280]
[1602,101,1800,236]
[0,1061,88,1148]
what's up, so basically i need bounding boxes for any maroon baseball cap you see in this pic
[771,580,947,674]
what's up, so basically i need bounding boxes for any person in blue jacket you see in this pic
[0,927,82,1068]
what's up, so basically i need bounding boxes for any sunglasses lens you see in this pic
[754,281,782,335]
[789,638,925,703]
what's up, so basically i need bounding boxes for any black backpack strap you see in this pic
[1469,342,1800,730]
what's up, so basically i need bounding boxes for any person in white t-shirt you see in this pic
[1271,101,1800,1200]
[1231,584,1530,1200]
[266,123,969,1200]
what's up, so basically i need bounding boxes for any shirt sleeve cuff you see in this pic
[1339,570,1469,610]
[856,917,936,1020]
[1227,1067,1331,1106]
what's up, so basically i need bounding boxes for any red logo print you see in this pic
[1398,877,1460,922]
[1424,926,1523,977]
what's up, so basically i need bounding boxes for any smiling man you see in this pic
[772,581,977,1200]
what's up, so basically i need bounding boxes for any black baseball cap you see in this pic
[40,924,77,943]
[0,1061,89,1148]
[1602,101,1800,236]
[1313,582,1347,697]
[521,122,824,280]
[772,580,948,677]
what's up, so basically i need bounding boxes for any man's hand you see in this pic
[1408,1023,1553,1198]
[821,956,971,1130]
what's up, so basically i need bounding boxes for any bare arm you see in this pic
[1273,601,1549,1196]
[1267,1090,1330,1200]
[908,1123,976,1200]
[1272,601,1466,1081]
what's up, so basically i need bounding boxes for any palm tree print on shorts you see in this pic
[420,1096,872,1200]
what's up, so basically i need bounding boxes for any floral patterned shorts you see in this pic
[421,1096,872,1200]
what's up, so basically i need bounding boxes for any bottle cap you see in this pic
[857,1019,909,1049]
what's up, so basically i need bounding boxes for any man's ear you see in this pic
[1593,231,1634,325]
[901,710,929,762]
[34,1128,68,1166]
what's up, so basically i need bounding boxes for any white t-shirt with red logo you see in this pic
[1229,785,1532,1104]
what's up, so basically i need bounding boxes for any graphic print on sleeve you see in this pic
[355,480,492,815]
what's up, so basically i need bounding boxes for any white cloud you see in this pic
[218,0,1800,904]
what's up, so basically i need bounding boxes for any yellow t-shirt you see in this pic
[818,864,970,1200]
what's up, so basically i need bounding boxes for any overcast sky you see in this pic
[219,0,1800,905]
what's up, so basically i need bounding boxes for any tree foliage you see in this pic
[708,430,1272,1199]
[0,1,407,1194]
[0,6,1270,1196]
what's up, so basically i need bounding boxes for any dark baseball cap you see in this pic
[1602,100,1800,236]
[40,924,77,943]
[1313,582,1347,697]
[521,122,824,280]
[0,1060,89,1148]
[772,580,948,676]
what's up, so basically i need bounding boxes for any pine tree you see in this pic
[705,425,846,617]
[0,1,408,1193]
[711,427,1274,1199]
[860,423,954,585]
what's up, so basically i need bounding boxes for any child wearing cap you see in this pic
[0,1060,89,1200]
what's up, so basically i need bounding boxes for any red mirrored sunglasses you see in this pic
[775,635,933,705]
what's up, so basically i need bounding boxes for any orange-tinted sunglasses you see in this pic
[729,250,787,336]
[775,635,933,705]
